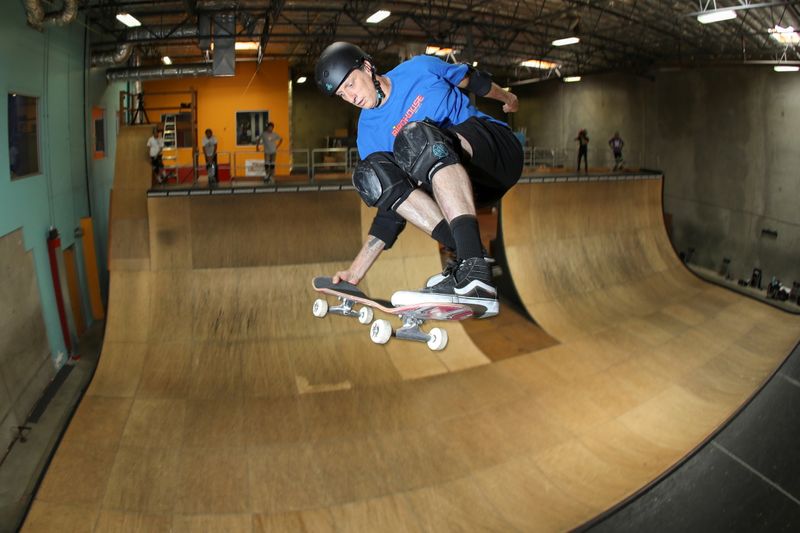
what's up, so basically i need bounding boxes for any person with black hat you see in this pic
[315,42,522,317]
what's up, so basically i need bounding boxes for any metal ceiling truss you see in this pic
[78,0,800,81]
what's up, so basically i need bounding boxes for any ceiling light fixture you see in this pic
[115,12,141,28]
[520,59,559,69]
[161,56,172,65]
[564,76,581,82]
[774,65,799,72]
[697,9,737,24]
[296,76,307,83]
[366,10,391,24]
[552,37,580,47]
[235,42,259,51]
[769,25,800,45]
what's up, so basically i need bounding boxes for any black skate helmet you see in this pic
[315,42,385,105]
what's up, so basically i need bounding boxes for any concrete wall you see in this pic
[86,69,125,295]
[513,67,800,286]
[0,1,92,365]
[292,80,358,149]
[514,73,652,168]
[652,68,800,285]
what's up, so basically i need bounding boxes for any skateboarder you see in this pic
[202,128,218,186]
[315,42,523,317]
[608,131,624,170]
[575,129,589,173]
[256,122,282,182]
[147,127,165,184]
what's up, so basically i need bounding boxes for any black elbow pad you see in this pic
[465,65,492,96]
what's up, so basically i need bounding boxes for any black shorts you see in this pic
[151,155,162,169]
[448,117,523,207]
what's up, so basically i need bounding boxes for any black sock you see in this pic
[431,219,456,251]
[450,214,482,261]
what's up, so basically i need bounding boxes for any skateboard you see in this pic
[311,276,474,351]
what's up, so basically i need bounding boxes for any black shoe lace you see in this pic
[441,259,459,277]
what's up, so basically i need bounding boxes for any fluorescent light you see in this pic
[161,56,172,65]
[697,9,737,24]
[472,61,478,67]
[770,25,800,45]
[296,76,307,83]
[435,47,454,56]
[774,65,799,72]
[552,37,580,47]
[564,76,581,83]
[425,46,440,54]
[235,41,259,51]
[520,59,559,69]
[116,12,141,27]
[366,10,391,23]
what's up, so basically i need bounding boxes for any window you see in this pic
[92,107,105,159]
[8,93,39,178]
[235,110,269,146]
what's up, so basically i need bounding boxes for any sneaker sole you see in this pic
[391,291,499,318]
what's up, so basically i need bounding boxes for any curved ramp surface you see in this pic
[23,138,800,531]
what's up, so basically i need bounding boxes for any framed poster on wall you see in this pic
[235,110,269,146]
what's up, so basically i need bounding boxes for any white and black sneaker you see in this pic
[425,252,496,288]
[394,257,499,318]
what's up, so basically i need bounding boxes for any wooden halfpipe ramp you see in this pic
[22,133,800,531]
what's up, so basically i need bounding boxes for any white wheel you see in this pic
[312,298,329,318]
[427,328,448,351]
[358,306,374,325]
[370,319,392,344]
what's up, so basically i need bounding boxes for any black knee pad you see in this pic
[393,119,461,186]
[352,151,414,211]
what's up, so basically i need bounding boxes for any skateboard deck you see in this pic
[312,277,474,320]
[311,276,475,350]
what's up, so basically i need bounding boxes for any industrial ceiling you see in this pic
[53,1,800,81]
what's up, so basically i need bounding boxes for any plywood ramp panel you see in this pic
[108,126,153,271]
[24,173,800,532]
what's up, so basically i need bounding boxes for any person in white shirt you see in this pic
[256,122,283,182]
[202,128,218,185]
[146,128,165,183]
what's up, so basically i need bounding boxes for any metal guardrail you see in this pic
[523,146,568,168]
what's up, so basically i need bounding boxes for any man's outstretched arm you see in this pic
[333,234,385,285]
[458,70,518,113]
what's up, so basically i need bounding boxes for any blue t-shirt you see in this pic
[357,55,507,158]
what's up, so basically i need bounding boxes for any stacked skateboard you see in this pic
[311,277,476,351]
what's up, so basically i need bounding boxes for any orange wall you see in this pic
[143,60,290,172]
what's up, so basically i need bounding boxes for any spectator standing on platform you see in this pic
[608,131,624,171]
[147,128,165,183]
[202,128,218,186]
[575,129,589,173]
[256,122,283,183]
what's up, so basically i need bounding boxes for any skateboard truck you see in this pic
[370,316,448,351]
[313,296,374,325]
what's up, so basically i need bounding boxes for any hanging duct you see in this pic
[24,0,78,30]
[212,12,236,77]
[105,63,214,82]
[91,43,134,67]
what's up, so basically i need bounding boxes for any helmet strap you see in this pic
[369,65,385,108]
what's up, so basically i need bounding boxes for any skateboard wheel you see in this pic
[312,298,329,318]
[427,328,448,351]
[358,306,374,325]
[370,319,392,344]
